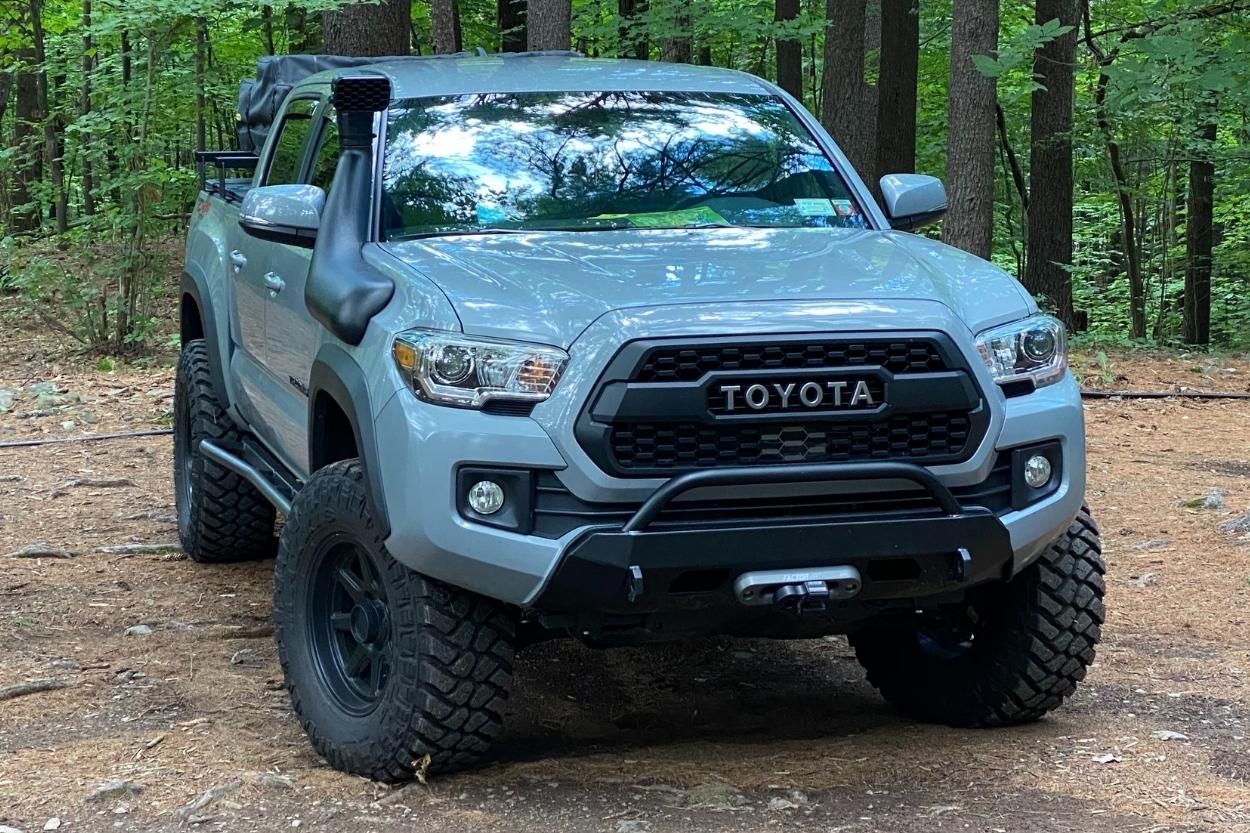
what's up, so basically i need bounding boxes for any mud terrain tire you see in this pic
[274,460,516,781]
[174,339,276,563]
[851,506,1104,726]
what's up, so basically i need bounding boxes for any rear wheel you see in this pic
[173,339,276,563]
[851,507,1104,726]
[274,460,516,781]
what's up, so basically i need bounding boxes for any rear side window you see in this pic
[308,108,339,194]
[264,98,318,186]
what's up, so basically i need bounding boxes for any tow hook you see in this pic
[733,566,862,611]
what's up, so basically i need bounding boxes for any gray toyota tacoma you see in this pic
[179,52,1104,780]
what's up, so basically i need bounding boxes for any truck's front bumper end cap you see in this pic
[534,510,1014,614]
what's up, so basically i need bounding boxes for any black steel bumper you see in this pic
[534,462,1014,616]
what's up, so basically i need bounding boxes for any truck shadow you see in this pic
[492,634,898,763]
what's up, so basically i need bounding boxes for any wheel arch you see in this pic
[180,270,230,409]
[308,344,391,537]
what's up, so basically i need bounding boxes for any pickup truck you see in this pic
[179,52,1105,781]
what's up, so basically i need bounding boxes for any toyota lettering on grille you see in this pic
[718,380,877,413]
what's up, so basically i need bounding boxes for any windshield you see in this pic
[381,91,868,240]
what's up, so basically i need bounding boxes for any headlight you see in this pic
[975,315,1067,388]
[391,330,568,409]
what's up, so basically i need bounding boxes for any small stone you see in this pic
[767,797,798,811]
[43,819,60,831]
[1203,489,1226,510]
[1092,752,1122,764]
[124,624,153,637]
[1151,730,1189,741]
[614,821,649,833]
[260,773,294,790]
[25,381,58,395]
[0,825,26,833]
[684,782,747,810]
[0,388,15,412]
[1129,572,1158,588]
[86,779,144,803]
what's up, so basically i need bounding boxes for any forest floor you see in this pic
[3,294,1250,833]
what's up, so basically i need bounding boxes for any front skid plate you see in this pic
[536,512,1013,614]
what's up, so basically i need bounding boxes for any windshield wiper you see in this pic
[389,228,534,242]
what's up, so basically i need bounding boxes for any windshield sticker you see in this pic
[832,199,857,217]
[793,198,836,216]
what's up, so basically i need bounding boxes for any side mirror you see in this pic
[239,184,326,247]
[879,174,947,231]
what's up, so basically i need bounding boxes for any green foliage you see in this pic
[2,0,1249,354]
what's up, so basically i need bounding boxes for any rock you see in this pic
[1130,539,1171,551]
[0,825,26,833]
[176,780,243,820]
[1129,572,1158,588]
[230,649,256,666]
[124,624,153,637]
[1151,730,1189,741]
[25,382,58,395]
[1092,752,1122,764]
[615,821,650,833]
[1203,489,1226,510]
[0,388,15,412]
[1220,513,1250,535]
[260,773,294,790]
[8,543,80,559]
[86,779,143,803]
[684,782,747,810]
[42,819,60,831]
[767,797,798,811]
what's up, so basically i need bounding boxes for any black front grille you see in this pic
[610,412,972,471]
[637,339,948,383]
[578,335,987,477]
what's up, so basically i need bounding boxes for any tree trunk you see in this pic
[12,48,40,232]
[660,10,693,63]
[617,0,648,59]
[876,0,919,176]
[80,0,95,215]
[432,0,463,53]
[774,0,803,99]
[942,0,998,259]
[261,5,277,55]
[1022,0,1077,328]
[499,0,527,52]
[527,0,571,50]
[820,0,875,184]
[195,18,207,153]
[1183,119,1216,344]
[29,0,66,233]
[323,0,411,56]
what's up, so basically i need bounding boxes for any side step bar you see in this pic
[199,439,295,515]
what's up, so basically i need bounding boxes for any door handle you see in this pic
[264,272,286,294]
[229,250,247,274]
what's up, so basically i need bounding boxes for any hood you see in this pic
[381,227,1034,348]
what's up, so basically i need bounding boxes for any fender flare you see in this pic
[179,271,230,408]
[307,344,391,537]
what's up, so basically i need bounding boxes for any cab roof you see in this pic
[299,54,774,100]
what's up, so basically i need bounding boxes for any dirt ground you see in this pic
[3,303,1250,832]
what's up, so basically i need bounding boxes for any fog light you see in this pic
[1023,454,1053,489]
[467,480,505,515]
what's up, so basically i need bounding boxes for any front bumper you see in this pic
[535,462,1013,618]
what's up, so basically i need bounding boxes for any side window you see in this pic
[264,98,318,186]
[308,109,339,194]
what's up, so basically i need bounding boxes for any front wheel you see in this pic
[274,460,516,781]
[851,506,1104,726]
